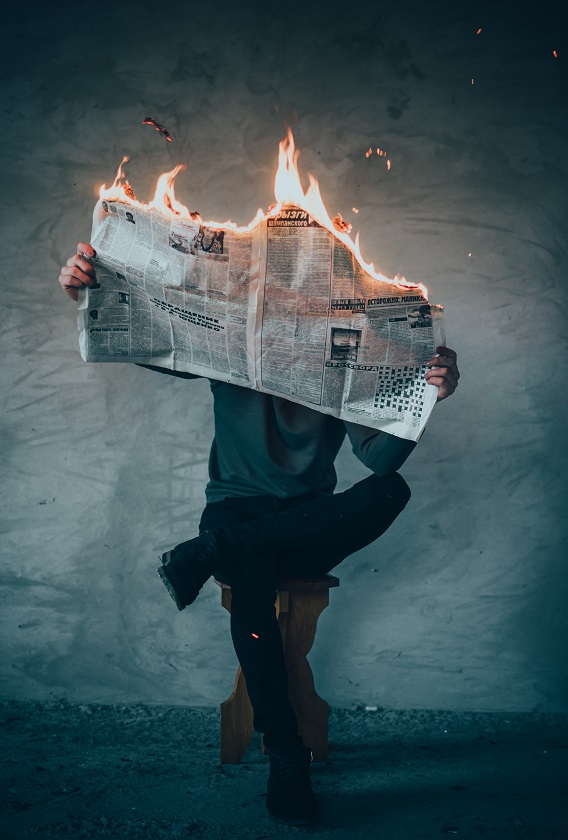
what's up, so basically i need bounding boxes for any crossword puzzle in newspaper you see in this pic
[374,364,428,420]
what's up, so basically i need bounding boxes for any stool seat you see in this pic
[214,572,340,591]
[214,573,339,764]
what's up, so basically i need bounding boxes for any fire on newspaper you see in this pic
[78,131,445,441]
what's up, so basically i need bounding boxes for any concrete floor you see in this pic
[1,701,566,839]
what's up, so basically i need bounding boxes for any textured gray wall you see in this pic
[1,0,566,712]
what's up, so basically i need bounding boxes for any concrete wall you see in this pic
[1,0,566,712]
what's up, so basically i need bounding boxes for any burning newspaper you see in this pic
[78,136,445,441]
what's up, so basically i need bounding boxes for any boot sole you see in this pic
[157,563,186,611]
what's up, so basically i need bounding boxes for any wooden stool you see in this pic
[215,574,339,764]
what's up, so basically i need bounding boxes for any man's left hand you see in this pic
[425,346,460,402]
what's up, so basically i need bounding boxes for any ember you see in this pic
[142,116,173,142]
[332,213,353,234]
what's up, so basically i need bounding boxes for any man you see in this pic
[59,242,460,826]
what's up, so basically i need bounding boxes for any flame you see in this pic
[332,213,352,234]
[98,130,427,295]
[148,164,192,216]
[99,156,139,204]
[271,130,425,295]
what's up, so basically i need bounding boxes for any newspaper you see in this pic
[78,200,445,441]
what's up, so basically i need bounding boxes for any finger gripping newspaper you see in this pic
[78,200,445,441]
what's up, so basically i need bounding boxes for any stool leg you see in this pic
[220,666,254,764]
[219,587,254,764]
[284,590,330,761]
[219,586,332,762]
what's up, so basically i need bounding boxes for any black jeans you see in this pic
[199,472,411,752]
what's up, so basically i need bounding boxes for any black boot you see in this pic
[265,746,319,826]
[157,531,220,610]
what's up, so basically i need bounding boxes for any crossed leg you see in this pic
[198,471,411,750]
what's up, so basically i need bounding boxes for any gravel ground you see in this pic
[1,701,566,839]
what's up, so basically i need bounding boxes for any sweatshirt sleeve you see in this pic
[343,420,417,476]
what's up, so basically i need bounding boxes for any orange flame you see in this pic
[98,130,426,295]
[99,156,138,204]
[149,164,191,215]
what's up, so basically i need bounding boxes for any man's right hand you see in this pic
[58,242,97,302]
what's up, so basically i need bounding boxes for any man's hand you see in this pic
[58,242,97,302]
[425,346,460,402]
